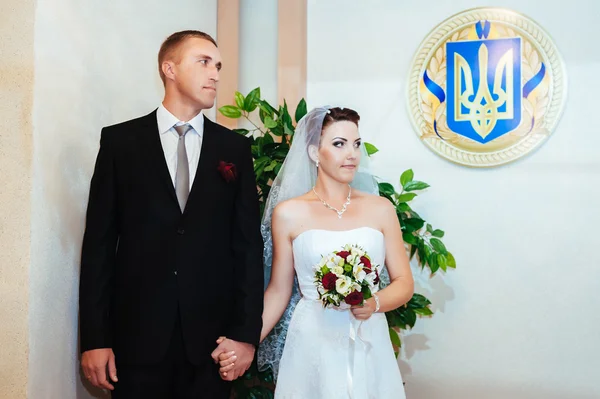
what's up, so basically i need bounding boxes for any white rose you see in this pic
[333,266,344,276]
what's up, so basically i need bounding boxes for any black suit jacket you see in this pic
[79,110,264,365]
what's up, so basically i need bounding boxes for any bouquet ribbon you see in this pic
[348,316,372,398]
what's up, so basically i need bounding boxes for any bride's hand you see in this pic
[351,298,376,320]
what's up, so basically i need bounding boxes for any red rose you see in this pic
[336,251,350,260]
[322,272,338,291]
[218,161,237,182]
[344,291,364,306]
[360,256,372,273]
[374,269,380,285]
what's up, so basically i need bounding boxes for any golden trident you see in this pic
[454,43,515,139]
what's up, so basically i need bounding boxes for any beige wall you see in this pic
[0,0,34,397]
[0,1,34,398]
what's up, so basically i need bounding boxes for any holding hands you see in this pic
[211,337,255,381]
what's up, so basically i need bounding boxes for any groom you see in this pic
[79,30,264,398]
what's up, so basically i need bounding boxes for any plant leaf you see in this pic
[437,253,447,272]
[404,180,430,192]
[404,217,425,231]
[264,116,278,129]
[414,307,434,316]
[446,252,456,268]
[432,229,445,238]
[295,98,307,123]
[219,105,242,119]
[389,328,402,348]
[378,182,396,197]
[232,128,250,136]
[430,238,447,254]
[244,87,261,112]
[364,142,379,156]
[397,193,417,203]
[400,169,414,187]
[402,232,417,245]
[234,91,245,109]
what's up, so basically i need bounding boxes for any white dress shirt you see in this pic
[156,104,204,191]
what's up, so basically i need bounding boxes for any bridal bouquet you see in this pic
[314,244,381,309]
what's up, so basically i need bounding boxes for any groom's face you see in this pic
[171,37,222,109]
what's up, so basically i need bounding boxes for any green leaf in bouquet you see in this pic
[234,91,245,109]
[404,180,430,192]
[430,238,447,254]
[432,229,445,238]
[362,286,372,300]
[364,142,379,156]
[219,105,242,118]
[400,169,414,187]
[426,223,433,234]
[295,98,307,123]
[244,87,261,112]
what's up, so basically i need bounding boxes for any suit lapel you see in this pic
[140,110,179,207]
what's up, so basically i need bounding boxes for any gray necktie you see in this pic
[174,124,193,212]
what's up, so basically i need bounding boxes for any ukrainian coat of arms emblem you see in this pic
[407,8,567,167]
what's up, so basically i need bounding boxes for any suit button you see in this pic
[174,271,178,276]
[177,228,185,235]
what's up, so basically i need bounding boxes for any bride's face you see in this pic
[316,120,362,184]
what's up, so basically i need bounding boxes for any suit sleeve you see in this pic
[79,128,119,353]
[227,138,264,347]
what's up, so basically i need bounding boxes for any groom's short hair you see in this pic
[158,30,218,85]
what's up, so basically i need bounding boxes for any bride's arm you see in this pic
[259,203,296,342]
[369,197,414,312]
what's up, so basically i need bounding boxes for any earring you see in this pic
[316,160,319,168]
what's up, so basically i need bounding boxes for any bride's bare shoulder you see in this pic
[272,192,314,221]
[353,189,396,214]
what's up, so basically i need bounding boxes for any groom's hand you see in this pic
[81,348,118,390]
[211,337,255,381]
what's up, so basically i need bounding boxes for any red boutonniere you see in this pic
[218,161,237,183]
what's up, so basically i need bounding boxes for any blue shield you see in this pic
[446,38,522,144]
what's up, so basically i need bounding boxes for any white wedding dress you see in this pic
[274,227,406,399]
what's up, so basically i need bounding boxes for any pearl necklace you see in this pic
[312,185,352,219]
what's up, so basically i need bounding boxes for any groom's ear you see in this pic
[308,145,319,164]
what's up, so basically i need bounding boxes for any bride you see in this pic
[215,106,414,398]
